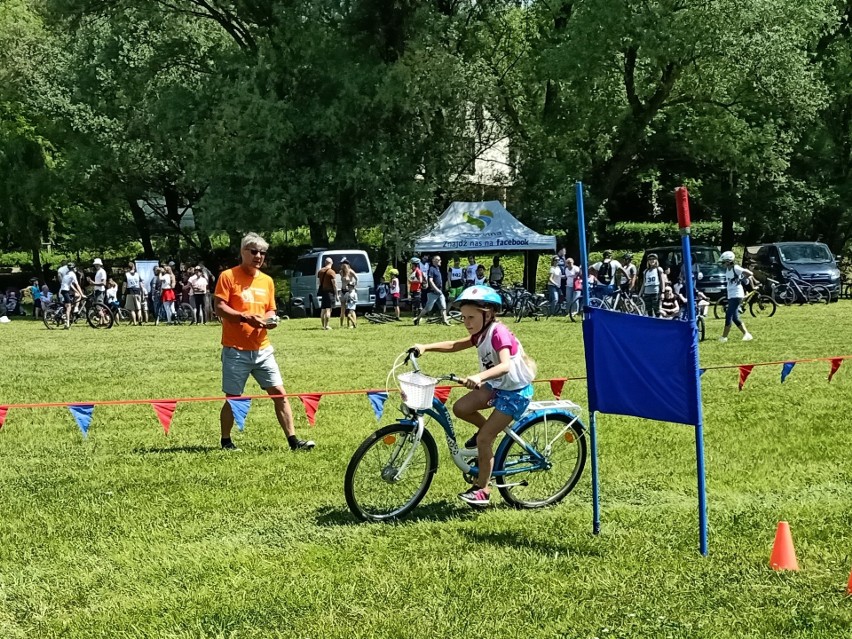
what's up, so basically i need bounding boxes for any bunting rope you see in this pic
[0,356,847,435]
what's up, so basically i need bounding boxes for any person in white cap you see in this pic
[92,258,107,305]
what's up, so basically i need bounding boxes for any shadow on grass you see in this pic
[314,500,475,527]
[461,528,602,557]
[131,445,217,455]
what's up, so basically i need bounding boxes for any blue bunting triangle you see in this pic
[68,404,94,438]
[367,391,389,421]
[227,398,251,432]
[699,369,706,377]
[781,361,796,383]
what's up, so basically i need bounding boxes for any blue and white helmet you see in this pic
[453,285,503,309]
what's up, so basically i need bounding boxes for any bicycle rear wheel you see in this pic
[494,414,587,509]
[713,298,728,320]
[773,284,795,305]
[808,285,830,304]
[697,316,706,342]
[43,308,62,330]
[749,294,777,318]
[113,307,133,326]
[344,422,438,522]
[86,303,114,329]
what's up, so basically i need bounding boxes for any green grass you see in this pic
[1,303,851,638]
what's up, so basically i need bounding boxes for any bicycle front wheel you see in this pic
[749,294,776,318]
[86,303,114,329]
[43,308,61,330]
[808,285,830,304]
[494,414,587,509]
[344,422,438,522]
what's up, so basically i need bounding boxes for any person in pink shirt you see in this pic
[412,285,536,508]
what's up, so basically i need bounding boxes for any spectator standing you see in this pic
[719,251,753,342]
[150,267,163,324]
[620,253,637,293]
[214,232,314,452]
[160,265,177,324]
[124,262,142,326]
[408,257,423,316]
[564,257,581,307]
[375,278,389,313]
[414,255,450,325]
[60,262,85,329]
[547,256,562,315]
[316,257,338,330]
[638,253,666,317]
[339,259,358,328]
[198,261,215,321]
[464,254,479,288]
[447,256,464,301]
[488,255,504,288]
[590,250,625,298]
[474,265,487,286]
[24,278,43,318]
[106,279,119,311]
[388,268,401,319]
[92,258,107,304]
[190,266,209,324]
[419,255,430,309]
[556,248,567,300]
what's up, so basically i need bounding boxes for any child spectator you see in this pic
[389,268,401,319]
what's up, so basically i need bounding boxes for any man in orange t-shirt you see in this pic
[214,232,315,452]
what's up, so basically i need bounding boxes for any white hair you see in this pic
[241,233,269,252]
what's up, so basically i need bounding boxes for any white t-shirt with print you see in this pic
[94,267,107,290]
[564,265,580,289]
[725,265,746,299]
[60,271,78,292]
[548,266,562,287]
[642,268,664,294]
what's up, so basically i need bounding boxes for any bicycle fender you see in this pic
[495,409,585,460]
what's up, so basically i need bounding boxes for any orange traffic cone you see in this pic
[769,521,799,571]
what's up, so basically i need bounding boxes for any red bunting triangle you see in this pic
[738,365,754,391]
[828,358,843,382]
[152,401,177,435]
[550,378,566,399]
[434,386,452,404]
[298,394,322,427]
[0,405,7,431]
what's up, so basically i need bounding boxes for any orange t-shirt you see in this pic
[215,267,276,351]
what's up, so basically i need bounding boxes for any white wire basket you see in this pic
[397,371,438,410]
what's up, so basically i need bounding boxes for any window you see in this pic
[326,254,370,273]
[294,257,317,277]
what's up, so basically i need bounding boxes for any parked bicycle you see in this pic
[344,350,588,521]
[513,289,548,322]
[772,270,831,305]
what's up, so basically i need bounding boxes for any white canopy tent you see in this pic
[414,201,556,253]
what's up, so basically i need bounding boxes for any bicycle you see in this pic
[365,311,401,324]
[513,289,548,322]
[772,269,831,305]
[343,350,588,521]
[713,284,777,319]
[425,309,463,325]
[43,294,114,329]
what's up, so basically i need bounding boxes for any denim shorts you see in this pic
[221,346,283,395]
[488,384,534,420]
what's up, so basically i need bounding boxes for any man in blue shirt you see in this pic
[414,255,450,325]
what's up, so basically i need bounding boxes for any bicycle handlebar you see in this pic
[403,349,463,385]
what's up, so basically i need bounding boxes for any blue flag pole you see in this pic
[675,187,708,556]
[576,181,601,535]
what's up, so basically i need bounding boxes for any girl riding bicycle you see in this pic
[413,286,537,507]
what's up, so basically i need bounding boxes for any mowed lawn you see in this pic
[1,303,851,639]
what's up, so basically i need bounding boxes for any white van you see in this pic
[290,249,376,315]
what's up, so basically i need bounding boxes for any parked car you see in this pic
[743,242,841,299]
[637,245,726,299]
[289,249,376,316]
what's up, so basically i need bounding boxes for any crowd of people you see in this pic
[8,258,217,328]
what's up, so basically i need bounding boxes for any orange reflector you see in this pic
[564,432,575,443]
[383,435,397,445]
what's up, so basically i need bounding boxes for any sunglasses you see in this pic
[247,248,267,256]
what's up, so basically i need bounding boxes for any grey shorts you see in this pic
[124,293,142,312]
[221,346,283,395]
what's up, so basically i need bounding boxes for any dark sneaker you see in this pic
[413,317,420,326]
[290,439,316,452]
[464,432,478,449]
[221,440,241,451]
[458,487,490,507]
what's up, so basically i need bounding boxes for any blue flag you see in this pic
[699,368,706,377]
[69,404,94,437]
[781,361,796,383]
[227,398,251,432]
[367,391,389,421]
[583,308,700,426]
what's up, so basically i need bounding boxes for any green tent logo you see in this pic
[462,209,493,231]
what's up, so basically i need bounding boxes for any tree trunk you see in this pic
[128,198,155,258]
[333,188,358,246]
[31,246,42,275]
[720,171,737,252]
[308,220,329,247]
[524,251,540,292]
